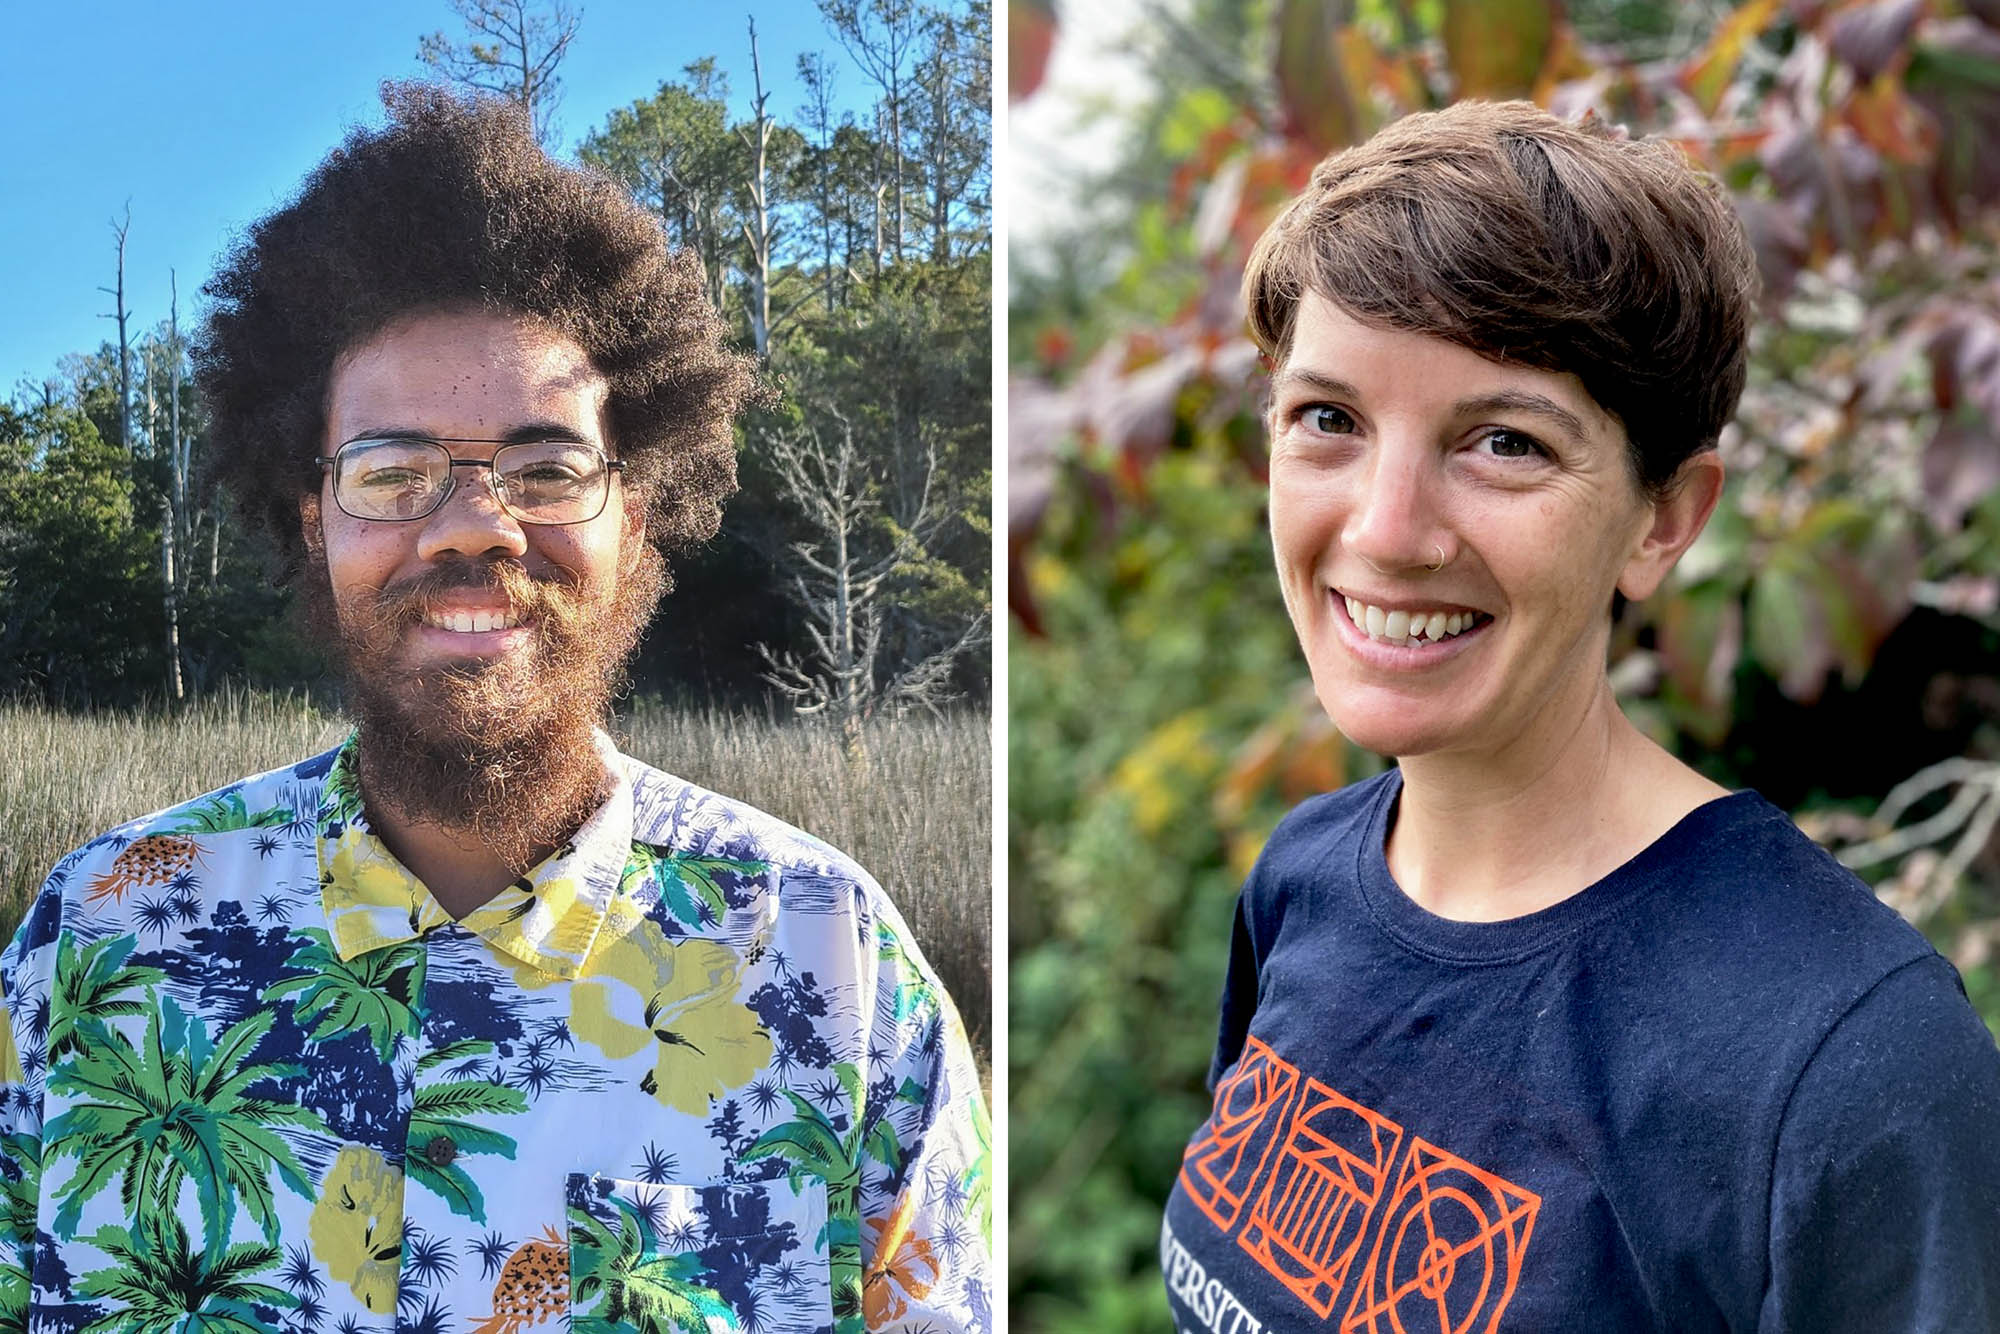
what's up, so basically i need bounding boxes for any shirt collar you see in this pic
[314,730,636,980]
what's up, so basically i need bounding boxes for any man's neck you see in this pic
[362,812,542,920]
[349,730,615,920]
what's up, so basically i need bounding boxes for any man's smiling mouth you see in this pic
[420,609,525,633]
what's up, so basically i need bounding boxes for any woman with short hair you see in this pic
[1163,100,2000,1333]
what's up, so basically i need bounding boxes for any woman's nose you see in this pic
[1344,442,1447,574]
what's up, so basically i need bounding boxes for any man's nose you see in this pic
[415,466,529,562]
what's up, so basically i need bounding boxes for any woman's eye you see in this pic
[1480,429,1546,460]
[1301,405,1356,435]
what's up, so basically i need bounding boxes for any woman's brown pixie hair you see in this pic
[194,82,756,576]
[1244,99,1759,499]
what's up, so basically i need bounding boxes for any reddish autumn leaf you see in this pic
[1656,584,1743,744]
[1828,0,1924,82]
[1009,0,1057,101]
[1921,418,2000,530]
[1442,0,1559,98]
[1842,74,1940,163]
[1273,0,1359,153]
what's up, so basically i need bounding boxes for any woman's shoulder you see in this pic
[1631,787,1956,1039]
[1264,768,1402,852]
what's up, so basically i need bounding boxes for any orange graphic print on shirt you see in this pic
[1180,1037,1540,1333]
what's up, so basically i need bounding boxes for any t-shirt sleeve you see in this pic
[1208,890,1262,1090]
[1761,953,2000,1332]
[856,908,991,1333]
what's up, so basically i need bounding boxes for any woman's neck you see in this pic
[1386,681,1728,922]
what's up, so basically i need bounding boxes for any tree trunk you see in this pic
[161,499,184,704]
[101,206,133,452]
[739,18,776,362]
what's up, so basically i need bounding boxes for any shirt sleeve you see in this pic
[0,887,54,1333]
[1761,953,2000,1332]
[856,908,991,1334]
[1208,889,1263,1091]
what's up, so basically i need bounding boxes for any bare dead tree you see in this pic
[755,398,988,737]
[418,0,580,145]
[818,0,918,263]
[797,51,843,312]
[97,205,133,452]
[738,18,777,362]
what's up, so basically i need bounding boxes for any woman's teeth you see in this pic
[1344,597,1477,646]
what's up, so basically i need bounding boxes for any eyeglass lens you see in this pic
[332,439,613,524]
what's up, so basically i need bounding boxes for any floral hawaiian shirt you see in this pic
[0,733,990,1334]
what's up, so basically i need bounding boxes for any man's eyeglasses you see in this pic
[317,437,626,525]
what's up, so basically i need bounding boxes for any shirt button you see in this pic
[423,1135,457,1168]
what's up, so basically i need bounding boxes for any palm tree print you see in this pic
[405,1040,526,1224]
[0,1132,31,1327]
[45,997,325,1261]
[740,1061,909,1334]
[623,847,767,929]
[876,921,942,1027]
[165,790,294,836]
[569,1189,737,1334]
[48,934,166,1061]
[267,930,424,1061]
[75,1210,295,1334]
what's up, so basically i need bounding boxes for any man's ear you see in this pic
[300,493,325,559]
[619,499,648,577]
[1617,450,1725,603]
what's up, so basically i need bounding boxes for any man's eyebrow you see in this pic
[340,423,597,445]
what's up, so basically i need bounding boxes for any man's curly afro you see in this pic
[194,82,756,577]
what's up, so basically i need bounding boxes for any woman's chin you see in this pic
[1314,684,1472,760]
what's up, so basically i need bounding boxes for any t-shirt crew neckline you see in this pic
[1354,766,1777,966]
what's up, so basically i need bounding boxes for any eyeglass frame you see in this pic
[315,435,628,526]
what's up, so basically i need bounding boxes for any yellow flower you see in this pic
[0,999,22,1085]
[310,1145,404,1314]
[324,831,424,909]
[568,920,771,1114]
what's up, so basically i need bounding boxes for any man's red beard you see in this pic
[302,542,667,873]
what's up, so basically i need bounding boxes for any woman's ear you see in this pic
[1617,451,1725,603]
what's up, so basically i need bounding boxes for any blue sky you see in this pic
[0,0,881,395]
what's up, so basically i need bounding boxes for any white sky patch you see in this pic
[1007,0,1164,263]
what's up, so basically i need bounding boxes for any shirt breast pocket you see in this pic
[565,1172,831,1332]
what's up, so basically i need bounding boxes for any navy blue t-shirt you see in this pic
[1163,770,2000,1333]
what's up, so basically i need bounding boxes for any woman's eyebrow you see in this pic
[1268,368,1362,400]
[1455,390,1589,442]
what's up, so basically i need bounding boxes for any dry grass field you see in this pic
[0,692,991,1058]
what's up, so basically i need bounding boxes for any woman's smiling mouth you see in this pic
[1333,590,1492,656]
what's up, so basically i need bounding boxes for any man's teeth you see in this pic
[425,610,523,633]
[1345,597,1476,646]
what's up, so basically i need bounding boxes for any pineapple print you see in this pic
[84,834,202,909]
[469,1226,568,1334]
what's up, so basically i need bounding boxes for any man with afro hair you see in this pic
[0,84,990,1334]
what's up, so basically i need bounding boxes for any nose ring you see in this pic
[1426,544,1446,573]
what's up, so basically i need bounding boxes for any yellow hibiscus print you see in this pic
[310,1144,404,1314]
[557,910,772,1114]
[0,999,23,1085]
[322,829,451,955]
